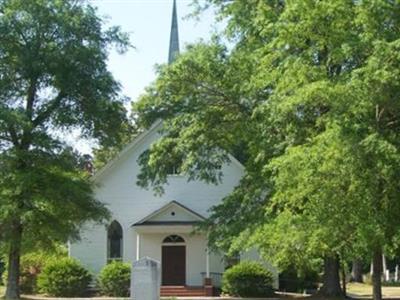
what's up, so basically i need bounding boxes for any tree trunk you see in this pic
[351,259,364,283]
[5,221,22,300]
[320,256,343,297]
[372,249,383,300]
[342,263,347,297]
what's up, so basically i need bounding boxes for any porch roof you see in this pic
[132,200,206,227]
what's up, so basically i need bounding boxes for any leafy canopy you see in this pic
[133,1,400,284]
[0,0,130,254]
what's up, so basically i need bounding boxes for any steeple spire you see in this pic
[168,0,180,64]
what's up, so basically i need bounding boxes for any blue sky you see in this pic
[71,0,223,154]
[91,0,221,103]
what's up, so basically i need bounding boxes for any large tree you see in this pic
[0,1,130,299]
[134,1,400,299]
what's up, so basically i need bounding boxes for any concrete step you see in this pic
[160,286,205,297]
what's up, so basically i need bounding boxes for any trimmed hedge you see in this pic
[98,261,131,296]
[222,261,274,297]
[37,258,91,297]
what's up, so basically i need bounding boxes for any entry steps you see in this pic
[160,286,206,297]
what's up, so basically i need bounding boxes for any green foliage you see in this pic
[17,253,52,294]
[37,258,91,297]
[0,0,130,297]
[2,248,67,294]
[222,261,274,297]
[93,123,138,171]
[134,0,400,298]
[133,41,255,195]
[382,281,400,287]
[98,261,131,297]
[279,265,320,293]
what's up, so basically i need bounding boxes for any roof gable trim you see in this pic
[92,120,163,182]
[132,200,205,226]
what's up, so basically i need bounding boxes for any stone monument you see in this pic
[131,257,161,300]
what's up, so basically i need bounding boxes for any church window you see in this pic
[163,235,185,243]
[107,220,123,262]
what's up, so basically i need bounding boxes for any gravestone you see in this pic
[131,257,161,300]
[385,269,390,282]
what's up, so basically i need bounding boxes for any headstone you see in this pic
[385,269,390,282]
[383,255,388,281]
[131,257,161,300]
[395,265,399,282]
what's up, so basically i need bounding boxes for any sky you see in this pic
[71,0,223,154]
[91,0,221,103]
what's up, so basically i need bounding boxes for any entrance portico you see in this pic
[132,201,216,289]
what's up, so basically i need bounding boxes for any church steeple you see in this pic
[168,0,180,64]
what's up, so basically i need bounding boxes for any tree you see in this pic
[0,1,130,299]
[351,260,363,283]
[134,1,400,299]
[344,38,400,300]
[134,41,256,194]
[93,123,138,171]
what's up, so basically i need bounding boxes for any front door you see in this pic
[162,245,186,285]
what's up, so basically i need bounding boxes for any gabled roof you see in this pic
[92,120,244,183]
[132,200,206,227]
[92,120,163,182]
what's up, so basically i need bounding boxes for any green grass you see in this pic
[277,283,400,300]
[347,282,400,297]
[0,282,398,299]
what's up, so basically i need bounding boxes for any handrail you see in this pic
[200,272,223,287]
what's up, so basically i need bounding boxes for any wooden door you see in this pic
[162,246,186,285]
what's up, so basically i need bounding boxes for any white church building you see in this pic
[69,1,278,296]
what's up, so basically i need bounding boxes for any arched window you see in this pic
[163,235,185,243]
[107,220,123,262]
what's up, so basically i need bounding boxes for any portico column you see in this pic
[204,247,213,296]
[206,248,210,278]
[136,233,140,261]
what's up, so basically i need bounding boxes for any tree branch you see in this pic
[26,77,38,121]
[18,92,66,150]
[32,92,66,128]
[7,124,19,147]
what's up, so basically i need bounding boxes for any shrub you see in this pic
[19,252,51,294]
[222,261,274,297]
[2,250,65,294]
[37,258,91,297]
[98,261,131,297]
[279,266,319,293]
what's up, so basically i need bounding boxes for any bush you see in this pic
[2,250,65,294]
[98,261,131,297]
[279,266,319,293]
[37,258,91,297]
[19,252,51,294]
[222,261,274,297]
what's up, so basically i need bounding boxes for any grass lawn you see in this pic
[278,283,400,300]
[347,283,400,298]
[0,283,399,299]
